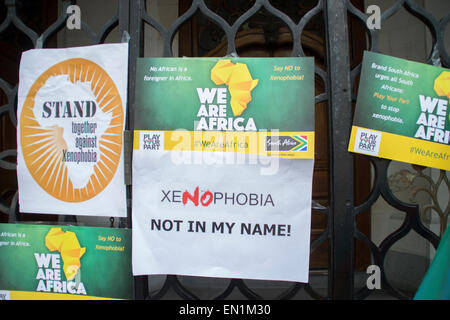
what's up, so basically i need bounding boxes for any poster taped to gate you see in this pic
[0,223,133,300]
[349,51,450,170]
[132,57,315,282]
[16,43,128,217]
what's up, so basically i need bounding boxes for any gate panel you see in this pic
[0,0,448,300]
[324,0,354,299]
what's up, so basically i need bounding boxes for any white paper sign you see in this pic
[17,43,128,217]
[131,57,315,282]
[132,149,314,282]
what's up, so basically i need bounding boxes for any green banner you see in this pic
[134,57,314,132]
[0,223,133,300]
[353,51,450,137]
[349,51,450,170]
[414,225,450,300]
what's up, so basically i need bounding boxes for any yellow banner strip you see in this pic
[349,126,450,171]
[134,130,315,159]
[7,290,120,300]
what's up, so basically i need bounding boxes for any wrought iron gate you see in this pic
[0,0,448,300]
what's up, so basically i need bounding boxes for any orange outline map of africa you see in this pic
[20,58,124,202]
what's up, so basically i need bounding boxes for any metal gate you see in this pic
[0,0,448,300]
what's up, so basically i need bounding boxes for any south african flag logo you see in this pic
[265,135,309,152]
[290,135,308,152]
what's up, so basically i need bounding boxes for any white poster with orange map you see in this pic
[17,43,128,217]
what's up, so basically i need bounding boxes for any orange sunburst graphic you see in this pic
[20,58,124,202]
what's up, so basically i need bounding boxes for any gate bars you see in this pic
[0,0,448,300]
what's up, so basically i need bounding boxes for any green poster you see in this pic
[349,51,450,170]
[131,57,316,283]
[134,57,314,132]
[0,223,133,300]
[133,57,315,160]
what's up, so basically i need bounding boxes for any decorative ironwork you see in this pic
[348,0,448,300]
[0,0,448,300]
[388,166,449,237]
[411,169,449,237]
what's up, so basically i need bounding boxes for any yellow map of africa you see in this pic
[434,71,450,123]
[211,59,259,116]
[45,228,86,281]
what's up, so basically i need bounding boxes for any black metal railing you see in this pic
[0,0,448,300]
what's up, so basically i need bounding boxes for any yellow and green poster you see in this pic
[349,51,450,170]
[132,57,315,283]
[0,223,133,300]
